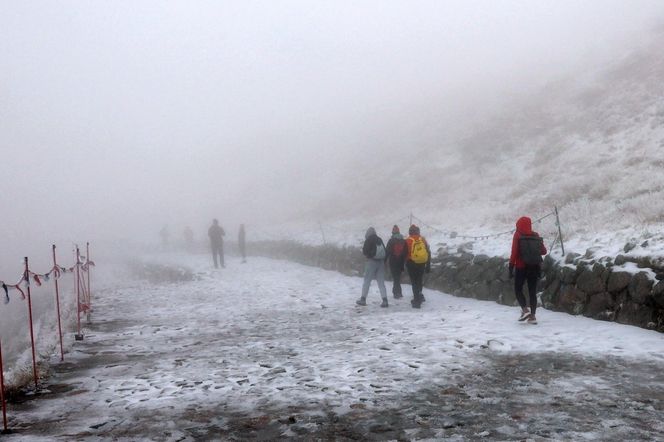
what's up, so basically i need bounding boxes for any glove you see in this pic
[508,263,514,279]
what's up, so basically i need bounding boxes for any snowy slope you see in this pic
[286,30,664,251]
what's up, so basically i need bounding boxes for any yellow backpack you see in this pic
[411,237,429,264]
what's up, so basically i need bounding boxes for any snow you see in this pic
[4,254,664,440]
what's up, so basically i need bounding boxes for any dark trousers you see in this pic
[389,261,403,296]
[514,266,540,314]
[406,261,426,304]
[212,243,225,268]
[239,243,246,262]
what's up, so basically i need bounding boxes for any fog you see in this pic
[2,1,664,264]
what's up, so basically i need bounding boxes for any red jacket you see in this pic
[509,216,547,269]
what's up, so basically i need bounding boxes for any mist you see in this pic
[2,0,664,263]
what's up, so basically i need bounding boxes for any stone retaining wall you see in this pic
[249,240,664,332]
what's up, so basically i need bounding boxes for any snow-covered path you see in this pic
[6,255,664,441]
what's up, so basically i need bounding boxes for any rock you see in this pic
[617,302,654,328]
[628,272,654,304]
[614,255,628,266]
[576,265,606,294]
[565,253,581,264]
[473,254,490,264]
[584,292,614,320]
[652,281,664,308]
[641,240,649,248]
[607,271,632,293]
[558,286,587,315]
[624,241,637,253]
[560,266,578,284]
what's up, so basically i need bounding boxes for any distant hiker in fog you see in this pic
[183,226,194,250]
[159,225,170,247]
[357,227,389,308]
[385,225,407,299]
[208,219,226,268]
[238,224,247,263]
[509,216,547,325]
[405,225,431,309]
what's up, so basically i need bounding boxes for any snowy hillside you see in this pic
[296,29,664,250]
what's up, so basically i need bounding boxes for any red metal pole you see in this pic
[24,257,39,390]
[86,242,92,314]
[52,245,64,361]
[74,247,83,341]
[0,338,8,432]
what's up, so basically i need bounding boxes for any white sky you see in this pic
[2,0,664,262]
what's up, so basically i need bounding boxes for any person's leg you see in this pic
[526,266,539,316]
[361,260,377,299]
[390,262,402,297]
[514,267,529,316]
[406,261,417,299]
[376,262,387,301]
[220,243,225,267]
[412,264,425,303]
[212,245,219,268]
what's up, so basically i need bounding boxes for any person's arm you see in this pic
[509,233,519,278]
[385,238,394,260]
[539,233,548,255]
[425,238,432,273]
[362,238,372,258]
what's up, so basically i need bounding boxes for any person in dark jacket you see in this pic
[357,227,389,307]
[208,219,226,268]
[405,225,431,309]
[509,216,547,324]
[238,224,247,263]
[385,225,407,299]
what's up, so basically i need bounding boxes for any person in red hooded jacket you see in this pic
[509,216,547,324]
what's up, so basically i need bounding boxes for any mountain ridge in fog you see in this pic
[304,28,664,237]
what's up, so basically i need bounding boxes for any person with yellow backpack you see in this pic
[405,224,431,308]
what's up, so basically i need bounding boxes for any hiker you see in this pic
[385,225,407,298]
[208,219,226,268]
[238,224,247,263]
[356,227,389,308]
[509,216,547,324]
[405,224,431,308]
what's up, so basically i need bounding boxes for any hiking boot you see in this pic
[410,299,421,309]
[527,314,537,325]
[380,299,389,308]
[518,310,531,322]
[356,298,367,306]
[393,293,403,299]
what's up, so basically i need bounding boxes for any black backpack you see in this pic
[519,235,543,266]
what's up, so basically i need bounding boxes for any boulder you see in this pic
[560,266,578,284]
[653,281,664,308]
[558,286,587,315]
[576,264,606,294]
[628,272,654,304]
[584,292,614,320]
[617,302,654,328]
[607,271,632,293]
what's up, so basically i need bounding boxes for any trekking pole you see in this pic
[554,206,565,256]
[409,212,413,226]
[24,257,39,390]
[52,245,65,361]
[0,337,9,433]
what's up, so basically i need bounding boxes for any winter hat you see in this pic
[409,224,420,235]
[392,225,400,234]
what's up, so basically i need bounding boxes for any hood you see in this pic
[365,227,376,239]
[516,216,533,235]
